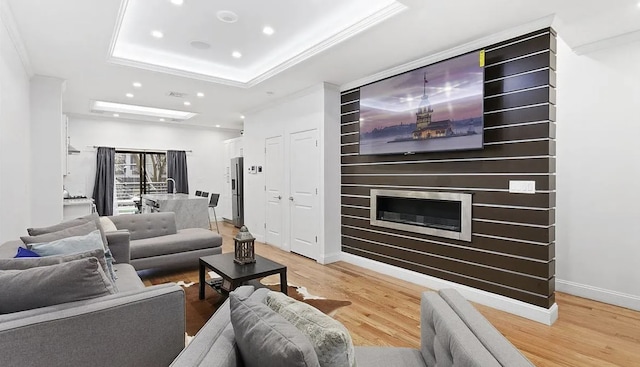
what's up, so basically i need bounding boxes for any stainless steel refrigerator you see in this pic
[231,157,244,228]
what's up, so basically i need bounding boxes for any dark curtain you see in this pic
[92,147,115,216]
[167,150,189,194]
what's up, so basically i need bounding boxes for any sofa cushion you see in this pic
[354,347,426,367]
[130,229,220,259]
[109,212,178,240]
[230,292,320,367]
[265,291,356,367]
[0,257,116,314]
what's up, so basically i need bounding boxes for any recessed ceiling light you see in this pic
[170,0,184,5]
[232,51,242,58]
[217,10,238,23]
[196,92,204,98]
[151,30,164,39]
[113,113,120,117]
[263,26,275,36]
[184,101,191,106]
[132,82,142,88]
[240,115,245,119]
[160,118,166,122]
[215,124,221,128]
[91,101,197,120]
[126,93,134,98]
[190,40,211,50]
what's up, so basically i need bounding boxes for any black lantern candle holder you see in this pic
[234,226,256,265]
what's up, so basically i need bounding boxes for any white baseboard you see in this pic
[318,252,342,265]
[556,279,640,311]
[340,252,558,325]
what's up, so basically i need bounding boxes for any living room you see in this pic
[1,0,640,366]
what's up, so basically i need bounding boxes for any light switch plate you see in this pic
[509,180,536,194]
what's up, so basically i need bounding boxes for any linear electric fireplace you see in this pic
[370,189,472,241]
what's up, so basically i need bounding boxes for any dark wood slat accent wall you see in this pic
[340,28,556,309]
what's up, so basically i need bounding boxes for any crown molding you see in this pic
[340,14,555,91]
[573,29,640,55]
[107,1,406,88]
[248,2,407,88]
[67,111,242,132]
[107,0,129,60]
[242,82,337,117]
[0,0,34,77]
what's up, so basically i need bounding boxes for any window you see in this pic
[115,151,167,214]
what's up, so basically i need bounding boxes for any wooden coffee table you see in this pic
[199,253,287,299]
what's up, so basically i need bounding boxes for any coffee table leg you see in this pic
[199,260,205,300]
[280,269,287,295]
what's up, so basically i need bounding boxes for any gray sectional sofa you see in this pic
[170,286,534,367]
[107,212,222,270]
[0,238,186,367]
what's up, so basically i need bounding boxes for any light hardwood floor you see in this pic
[141,223,640,367]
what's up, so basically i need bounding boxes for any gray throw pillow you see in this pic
[0,257,116,314]
[27,213,109,250]
[0,248,108,273]
[230,293,320,367]
[21,220,98,245]
[27,230,104,256]
[26,230,118,285]
[265,291,356,367]
[0,248,116,292]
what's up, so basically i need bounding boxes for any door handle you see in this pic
[289,196,294,201]
[273,195,282,200]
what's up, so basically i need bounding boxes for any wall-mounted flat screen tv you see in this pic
[359,50,485,155]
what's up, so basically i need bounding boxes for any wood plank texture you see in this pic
[340,28,557,307]
[140,223,640,367]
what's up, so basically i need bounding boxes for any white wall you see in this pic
[0,3,31,242]
[243,83,339,263]
[64,117,239,215]
[556,38,640,310]
[30,76,64,227]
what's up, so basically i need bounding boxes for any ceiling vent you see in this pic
[167,91,188,98]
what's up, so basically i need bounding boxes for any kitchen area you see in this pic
[141,193,209,230]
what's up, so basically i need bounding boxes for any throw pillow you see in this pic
[26,231,117,285]
[27,212,109,252]
[265,291,357,367]
[99,216,118,232]
[24,214,115,279]
[21,220,98,245]
[0,257,116,314]
[0,248,111,281]
[229,293,320,367]
[27,230,104,256]
[14,247,40,258]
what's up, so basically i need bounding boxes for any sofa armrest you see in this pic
[106,229,131,264]
[0,283,185,367]
[420,291,501,366]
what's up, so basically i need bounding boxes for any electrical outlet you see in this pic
[509,180,536,194]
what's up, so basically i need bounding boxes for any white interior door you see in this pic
[289,129,319,260]
[265,136,284,247]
